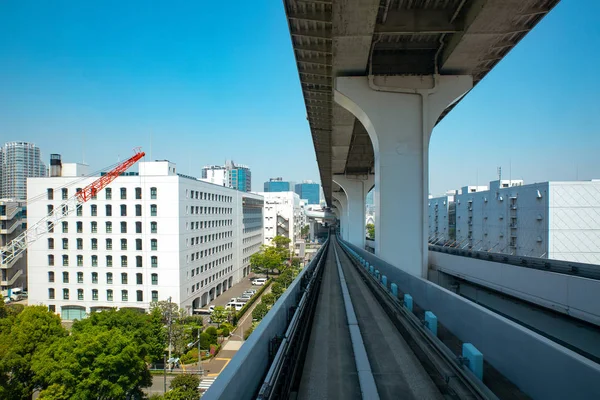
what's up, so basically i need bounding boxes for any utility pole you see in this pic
[198,329,204,379]
[167,296,172,370]
[163,353,167,394]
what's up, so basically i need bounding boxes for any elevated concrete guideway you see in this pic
[283,0,560,276]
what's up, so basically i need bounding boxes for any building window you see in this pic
[62,255,69,266]
[62,221,68,233]
[77,272,83,283]
[76,238,83,250]
[47,204,53,214]
[151,290,158,302]
[120,187,127,200]
[151,273,158,285]
[76,221,82,233]
[92,289,98,300]
[91,221,97,233]
[135,255,142,268]
[62,188,68,200]
[48,238,54,250]
[151,239,157,251]
[150,187,157,199]
[77,255,83,267]
[62,271,69,283]
[121,239,127,250]
[135,204,142,216]
[121,222,127,233]
[105,187,112,200]
[47,221,54,233]
[48,271,55,282]
[107,290,113,301]
[136,221,142,233]
[76,204,82,216]
[48,288,55,299]
[121,256,128,267]
[106,221,112,233]
[122,290,128,302]
[136,273,143,284]
[107,272,113,284]
[120,204,127,216]
[106,238,112,250]
[91,204,97,216]
[106,255,113,267]
[91,238,98,250]
[91,255,98,267]
[151,256,158,268]
[92,272,98,284]
[106,204,112,216]
[136,290,143,302]
[135,187,142,200]
[121,273,128,284]
[47,188,54,200]
[136,239,142,251]
[150,204,157,216]
[48,254,55,266]
[62,238,68,250]
[151,221,157,233]
[78,289,84,301]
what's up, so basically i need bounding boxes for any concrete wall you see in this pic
[345,241,600,400]
[429,250,600,326]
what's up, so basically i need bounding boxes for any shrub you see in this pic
[252,302,268,321]
[221,327,230,337]
[261,293,275,306]
[205,326,218,344]
[244,325,254,340]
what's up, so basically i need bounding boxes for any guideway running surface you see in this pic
[297,237,442,400]
[296,241,362,400]
[336,239,444,400]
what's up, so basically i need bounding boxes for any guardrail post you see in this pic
[369,266,374,275]
[462,343,483,380]
[424,311,437,336]
[375,270,380,280]
[403,294,413,312]
[381,275,387,288]
[391,283,398,298]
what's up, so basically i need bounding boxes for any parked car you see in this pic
[244,289,257,295]
[226,301,245,311]
[252,278,267,286]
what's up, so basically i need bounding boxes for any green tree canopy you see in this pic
[366,223,375,239]
[261,293,276,306]
[33,328,152,400]
[252,302,268,321]
[0,306,67,400]
[271,282,284,299]
[210,306,229,326]
[250,245,285,278]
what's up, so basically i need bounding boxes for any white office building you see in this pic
[27,160,263,319]
[256,191,303,247]
[429,179,600,264]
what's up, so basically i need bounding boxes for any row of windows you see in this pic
[48,254,158,268]
[48,187,158,201]
[48,288,159,302]
[243,233,262,245]
[190,266,233,293]
[243,225,262,234]
[49,237,158,251]
[243,242,262,255]
[187,205,231,215]
[49,220,158,235]
[189,254,233,276]
[187,243,232,264]
[186,190,231,203]
[49,271,158,285]
[49,204,157,218]
[187,219,232,231]
[187,231,232,247]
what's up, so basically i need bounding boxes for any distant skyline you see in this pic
[1,1,598,196]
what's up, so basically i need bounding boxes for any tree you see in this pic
[272,235,292,259]
[251,245,285,278]
[204,327,218,345]
[210,306,229,326]
[301,225,310,239]
[0,306,67,400]
[150,300,186,325]
[271,282,284,299]
[366,223,375,239]
[262,293,276,307]
[170,374,200,392]
[252,302,268,321]
[33,328,152,399]
[0,294,6,319]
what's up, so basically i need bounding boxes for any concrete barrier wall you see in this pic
[203,244,327,400]
[429,251,600,326]
[344,241,600,400]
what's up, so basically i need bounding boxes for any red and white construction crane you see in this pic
[0,148,145,266]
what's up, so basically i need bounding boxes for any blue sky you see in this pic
[0,1,598,194]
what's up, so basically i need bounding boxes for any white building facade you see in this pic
[27,160,263,319]
[429,179,600,264]
[256,191,303,247]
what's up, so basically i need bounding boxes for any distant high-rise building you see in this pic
[295,181,320,205]
[201,160,251,192]
[0,142,47,200]
[264,177,293,192]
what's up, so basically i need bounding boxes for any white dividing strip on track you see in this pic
[333,242,380,400]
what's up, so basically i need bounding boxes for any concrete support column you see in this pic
[332,192,349,241]
[333,174,374,249]
[335,75,472,277]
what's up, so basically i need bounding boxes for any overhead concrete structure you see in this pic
[333,174,373,249]
[332,192,348,241]
[283,0,559,276]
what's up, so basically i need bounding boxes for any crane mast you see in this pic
[0,149,145,266]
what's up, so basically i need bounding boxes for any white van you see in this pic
[226,301,245,311]
[252,278,267,286]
